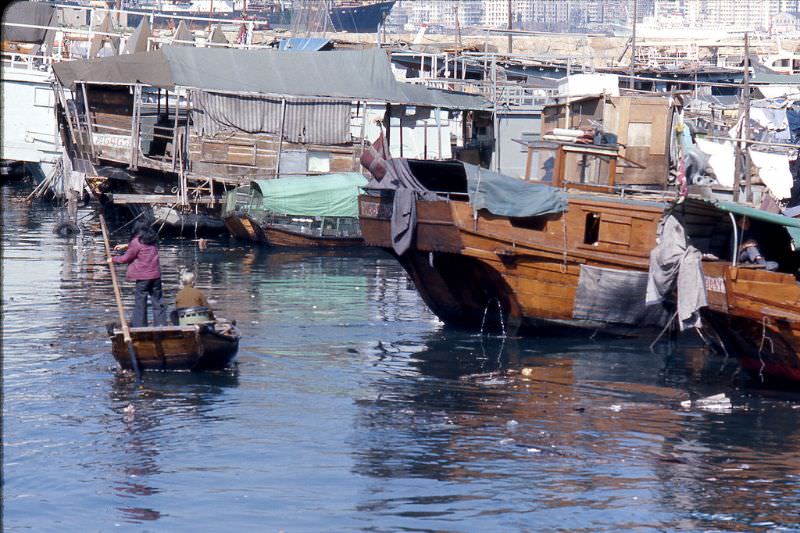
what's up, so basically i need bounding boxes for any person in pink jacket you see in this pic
[113,220,167,327]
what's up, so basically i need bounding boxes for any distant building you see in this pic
[388,0,483,32]
[653,0,800,31]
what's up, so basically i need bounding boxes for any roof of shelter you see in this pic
[53,46,489,110]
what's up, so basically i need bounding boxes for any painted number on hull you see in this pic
[360,200,392,219]
[705,276,726,293]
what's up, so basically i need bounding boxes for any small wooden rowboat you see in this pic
[108,321,240,372]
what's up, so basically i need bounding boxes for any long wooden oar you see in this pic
[99,214,142,383]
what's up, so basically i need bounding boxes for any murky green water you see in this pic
[4,182,800,531]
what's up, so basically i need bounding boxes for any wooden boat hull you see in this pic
[264,225,363,248]
[110,323,240,371]
[701,262,800,384]
[358,191,667,335]
[224,212,363,248]
[224,213,268,243]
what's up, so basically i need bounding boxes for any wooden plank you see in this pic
[109,194,219,205]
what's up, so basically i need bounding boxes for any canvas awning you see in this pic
[250,173,368,217]
[52,46,489,110]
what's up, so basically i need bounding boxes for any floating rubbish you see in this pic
[506,419,519,429]
[609,404,622,412]
[680,393,732,412]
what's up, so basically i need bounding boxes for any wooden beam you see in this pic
[109,193,219,205]
[81,82,97,162]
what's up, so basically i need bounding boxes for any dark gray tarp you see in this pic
[52,46,489,109]
[2,1,55,43]
[53,49,174,88]
[367,157,437,255]
[462,163,568,218]
[573,265,668,326]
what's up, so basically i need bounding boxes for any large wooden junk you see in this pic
[50,47,488,230]
[358,94,682,335]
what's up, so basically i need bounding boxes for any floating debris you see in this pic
[680,393,733,413]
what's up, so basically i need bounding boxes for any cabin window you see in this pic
[308,151,330,173]
[34,87,53,107]
[584,212,600,244]
[280,150,307,174]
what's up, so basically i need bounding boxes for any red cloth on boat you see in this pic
[113,236,162,280]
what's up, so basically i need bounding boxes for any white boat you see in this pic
[1,55,62,180]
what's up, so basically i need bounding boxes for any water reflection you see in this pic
[6,181,800,531]
[350,333,800,529]
[107,371,239,524]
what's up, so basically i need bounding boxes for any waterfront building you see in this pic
[653,0,800,32]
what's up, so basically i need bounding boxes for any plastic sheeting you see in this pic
[750,150,793,199]
[573,265,667,326]
[250,173,367,217]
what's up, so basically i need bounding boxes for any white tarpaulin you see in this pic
[750,150,793,199]
[695,138,734,187]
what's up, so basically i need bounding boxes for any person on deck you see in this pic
[738,239,779,271]
[113,220,167,327]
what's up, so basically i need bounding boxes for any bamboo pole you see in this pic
[744,33,753,203]
[274,98,286,178]
[99,214,141,382]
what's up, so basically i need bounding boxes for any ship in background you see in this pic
[120,0,396,33]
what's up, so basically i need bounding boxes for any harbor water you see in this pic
[4,182,800,531]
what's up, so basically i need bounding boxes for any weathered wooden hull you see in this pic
[110,323,239,371]
[264,225,363,248]
[358,191,666,335]
[224,213,268,243]
[701,262,800,384]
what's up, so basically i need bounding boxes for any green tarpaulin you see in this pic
[250,173,367,218]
